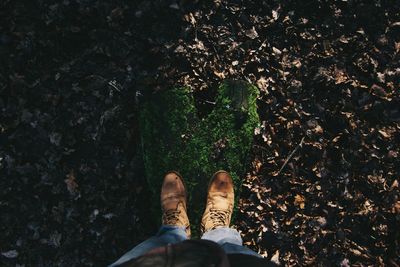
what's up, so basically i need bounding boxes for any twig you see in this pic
[108,80,121,92]
[277,137,305,176]
[347,240,372,259]
[212,45,221,60]
[202,100,216,105]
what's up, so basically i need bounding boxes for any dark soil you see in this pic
[1,0,399,266]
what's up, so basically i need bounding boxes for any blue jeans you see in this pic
[109,226,260,266]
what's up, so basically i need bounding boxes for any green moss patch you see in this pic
[139,80,260,235]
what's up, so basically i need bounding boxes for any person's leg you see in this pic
[201,227,261,257]
[109,171,191,266]
[200,171,261,257]
[109,225,187,266]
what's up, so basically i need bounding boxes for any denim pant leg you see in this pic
[109,226,187,267]
[201,227,261,258]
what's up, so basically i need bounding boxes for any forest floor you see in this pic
[1,0,399,266]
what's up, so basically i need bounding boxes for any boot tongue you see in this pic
[162,194,186,211]
[210,193,232,211]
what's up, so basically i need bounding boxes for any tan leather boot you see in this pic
[201,170,234,234]
[160,171,191,237]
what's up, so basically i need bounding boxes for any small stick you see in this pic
[277,137,305,176]
[108,80,121,92]
[212,45,221,60]
[202,100,216,105]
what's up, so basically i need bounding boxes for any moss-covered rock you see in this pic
[139,80,259,236]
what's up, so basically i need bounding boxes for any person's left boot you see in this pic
[160,171,191,237]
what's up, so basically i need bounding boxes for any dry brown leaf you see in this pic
[378,129,391,138]
[294,194,305,209]
[271,250,281,265]
[213,70,225,79]
[390,180,398,190]
[256,77,268,92]
[395,42,400,53]
[245,27,259,39]
[393,201,400,214]
[334,68,349,84]
[65,170,79,194]
[272,47,282,55]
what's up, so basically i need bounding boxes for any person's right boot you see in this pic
[201,170,234,234]
[161,171,191,238]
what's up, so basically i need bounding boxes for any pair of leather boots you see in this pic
[161,170,234,238]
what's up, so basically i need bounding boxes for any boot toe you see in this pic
[209,171,234,194]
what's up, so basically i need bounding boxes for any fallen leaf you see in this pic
[65,170,79,194]
[1,250,18,258]
[256,76,268,91]
[390,180,398,190]
[213,70,225,79]
[378,129,391,138]
[294,194,305,209]
[371,84,388,98]
[245,27,258,39]
[271,250,280,265]
[395,42,400,53]
[393,201,400,214]
[272,47,282,55]
[272,10,279,21]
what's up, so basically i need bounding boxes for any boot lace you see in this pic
[163,209,182,225]
[209,209,230,228]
